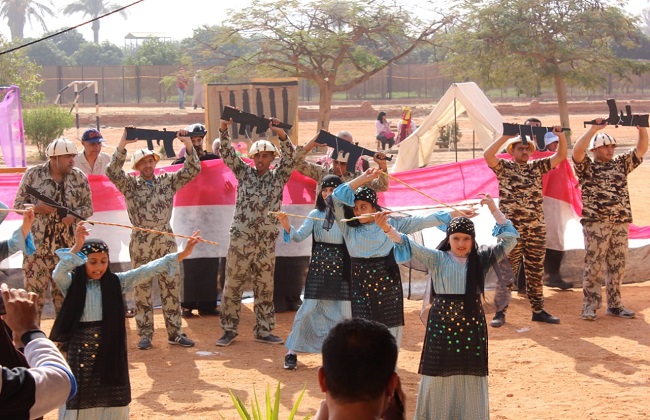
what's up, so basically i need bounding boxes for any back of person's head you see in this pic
[321,318,397,403]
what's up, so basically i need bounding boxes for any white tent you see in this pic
[391,82,504,173]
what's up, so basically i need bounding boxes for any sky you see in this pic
[0,0,647,48]
[0,0,253,47]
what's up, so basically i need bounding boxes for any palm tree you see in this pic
[0,0,55,41]
[61,0,127,44]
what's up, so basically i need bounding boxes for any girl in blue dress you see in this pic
[377,194,518,420]
[330,168,476,346]
[50,223,200,420]
[276,175,351,370]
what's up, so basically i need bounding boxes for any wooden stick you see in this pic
[83,220,219,246]
[0,208,30,214]
[340,201,481,223]
[380,171,475,216]
[268,211,324,221]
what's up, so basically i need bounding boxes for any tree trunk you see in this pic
[554,74,572,146]
[317,84,333,132]
[8,16,25,41]
[92,20,100,43]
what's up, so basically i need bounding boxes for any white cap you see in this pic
[131,148,160,167]
[504,136,536,154]
[334,150,350,163]
[544,132,559,147]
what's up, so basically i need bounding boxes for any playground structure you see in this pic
[55,81,100,140]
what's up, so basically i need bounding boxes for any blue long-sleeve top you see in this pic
[331,183,451,258]
[283,208,344,245]
[52,250,180,322]
[0,227,35,260]
[393,221,519,294]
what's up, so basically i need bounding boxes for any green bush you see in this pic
[23,106,74,160]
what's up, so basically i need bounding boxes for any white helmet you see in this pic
[249,140,278,157]
[504,136,536,154]
[46,137,78,157]
[589,132,616,150]
[131,148,160,167]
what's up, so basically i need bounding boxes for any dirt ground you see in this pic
[24,105,650,419]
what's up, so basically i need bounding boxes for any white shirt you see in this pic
[74,150,111,175]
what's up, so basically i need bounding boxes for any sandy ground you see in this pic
[17,106,650,419]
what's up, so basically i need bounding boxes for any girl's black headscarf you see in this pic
[436,217,487,311]
[317,175,343,212]
[49,239,127,386]
[345,186,382,227]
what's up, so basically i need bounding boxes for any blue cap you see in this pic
[81,129,104,143]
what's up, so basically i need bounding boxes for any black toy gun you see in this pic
[125,127,178,158]
[24,185,89,222]
[316,130,392,173]
[221,105,293,135]
[583,98,649,128]
[502,123,570,151]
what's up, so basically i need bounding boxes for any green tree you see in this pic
[0,0,54,41]
[440,0,648,140]
[0,36,45,103]
[221,0,450,131]
[71,41,123,65]
[49,28,86,56]
[124,39,180,65]
[61,0,127,44]
[26,39,74,66]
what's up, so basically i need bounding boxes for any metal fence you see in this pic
[41,64,650,106]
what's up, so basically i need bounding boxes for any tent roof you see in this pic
[391,82,503,172]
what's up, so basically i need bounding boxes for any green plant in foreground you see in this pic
[222,382,310,420]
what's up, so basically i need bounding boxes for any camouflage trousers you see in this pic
[581,221,628,311]
[130,232,182,340]
[23,252,64,322]
[502,222,546,312]
[220,238,277,337]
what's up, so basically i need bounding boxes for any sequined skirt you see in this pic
[350,254,404,328]
[419,294,488,377]
[66,323,131,410]
[304,242,350,300]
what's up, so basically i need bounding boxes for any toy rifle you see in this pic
[24,185,90,222]
[125,127,178,158]
[502,123,570,151]
[583,98,649,128]
[316,130,392,174]
[221,105,293,135]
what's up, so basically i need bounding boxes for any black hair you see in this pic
[525,117,542,126]
[321,318,397,403]
[377,111,387,122]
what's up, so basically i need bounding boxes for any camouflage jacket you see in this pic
[14,163,93,254]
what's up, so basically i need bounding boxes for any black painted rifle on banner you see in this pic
[502,123,570,151]
[125,127,178,158]
[221,105,293,136]
[316,130,392,174]
[24,185,90,222]
[583,98,649,128]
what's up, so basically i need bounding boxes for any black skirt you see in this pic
[419,294,488,377]
[303,242,350,300]
[66,323,131,410]
[350,253,404,328]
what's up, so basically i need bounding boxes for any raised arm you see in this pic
[635,126,648,158]
[484,134,515,168]
[548,126,567,169]
[573,120,606,164]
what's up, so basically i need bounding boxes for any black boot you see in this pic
[543,249,572,289]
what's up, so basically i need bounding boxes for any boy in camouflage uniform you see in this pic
[14,138,93,320]
[484,128,566,327]
[572,120,648,321]
[106,127,200,350]
[215,118,296,347]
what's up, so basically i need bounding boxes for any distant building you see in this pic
[124,32,172,49]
